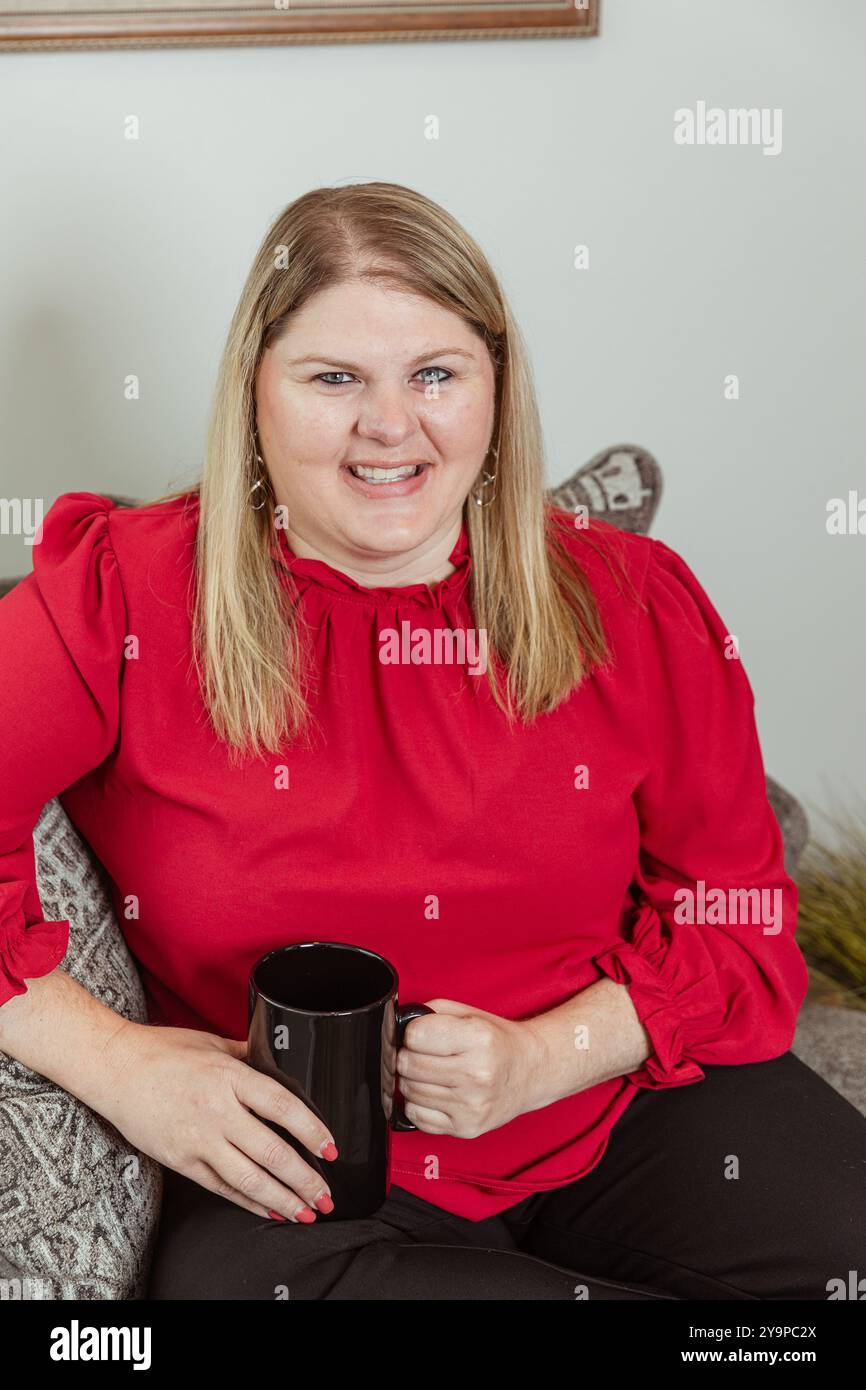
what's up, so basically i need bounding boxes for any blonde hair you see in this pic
[146,182,637,764]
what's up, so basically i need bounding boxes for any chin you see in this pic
[343,514,435,558]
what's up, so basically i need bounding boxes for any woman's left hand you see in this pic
[395,999,549,1137]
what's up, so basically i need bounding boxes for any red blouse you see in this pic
[0,492,809,1220]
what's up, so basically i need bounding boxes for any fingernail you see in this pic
[295,1206,317,1224]
[320,1140,338,1161]
[267,1209,287,1222]
[314,1192,335,1214]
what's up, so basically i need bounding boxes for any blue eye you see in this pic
[417,367,452,386]
[316,372,354,387]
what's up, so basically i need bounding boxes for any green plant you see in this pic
[796,804,866,1013]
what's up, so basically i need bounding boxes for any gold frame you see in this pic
[0,0,599,51]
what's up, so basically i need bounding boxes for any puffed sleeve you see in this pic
[592,537,809,1089]
[0,492,127,1008]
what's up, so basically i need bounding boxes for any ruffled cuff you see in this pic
[592,902,712,1090]
[0,880,70,1008]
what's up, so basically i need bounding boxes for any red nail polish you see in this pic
[315,1193,335,1214]
[295,1206,316,1223]
[320,1141,338,1161]
[267,1209,287,1222]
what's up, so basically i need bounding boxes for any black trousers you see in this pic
[147,1051,866,1300]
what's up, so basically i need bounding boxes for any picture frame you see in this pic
[0,0,599,52]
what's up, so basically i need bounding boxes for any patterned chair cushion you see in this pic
[548,442,663,534]
[0,798,162,1300]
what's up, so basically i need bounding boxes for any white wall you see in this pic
[2,0,864,841]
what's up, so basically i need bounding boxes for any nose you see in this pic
[354,382,418,447]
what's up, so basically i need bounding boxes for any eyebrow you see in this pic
[284,346,478,372]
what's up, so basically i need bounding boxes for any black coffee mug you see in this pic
[247,941,433,1221]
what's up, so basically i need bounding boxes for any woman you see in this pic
[0,182,862,1302]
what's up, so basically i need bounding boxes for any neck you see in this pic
[284,520,463,588]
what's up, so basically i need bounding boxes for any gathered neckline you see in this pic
[270,522,472,609]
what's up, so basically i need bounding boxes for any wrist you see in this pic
[86,1016,146,1116]
[518,1015,575,1112]
[523,980,653,1105]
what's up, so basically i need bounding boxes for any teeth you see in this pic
[349,464,420,482]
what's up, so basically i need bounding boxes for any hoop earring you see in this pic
[249,449,270,511]
[248,479,269,511]
[471,471,496,507]
[471,446,498,507]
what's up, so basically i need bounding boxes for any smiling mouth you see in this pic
[346,463,427,483]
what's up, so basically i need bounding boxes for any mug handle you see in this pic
[391,1003,435,1132]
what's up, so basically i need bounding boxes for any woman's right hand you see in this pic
[97,1020,337,1222]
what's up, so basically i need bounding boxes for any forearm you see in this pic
[0,966,137,1114]
[522,978,652,1108]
